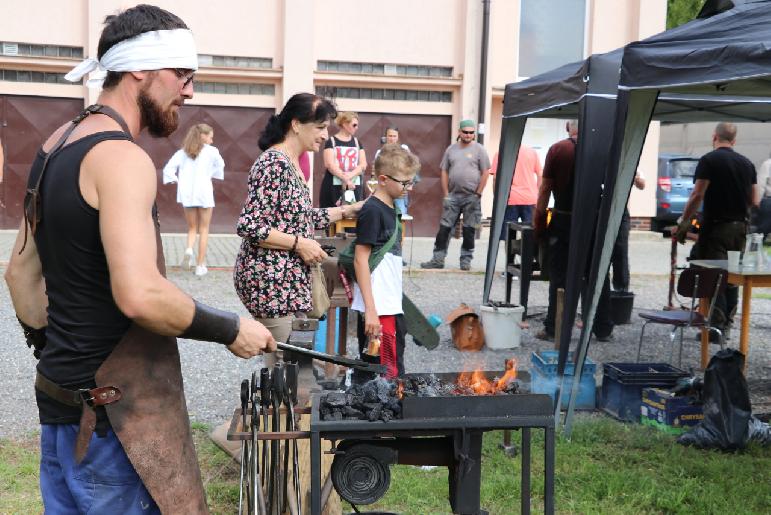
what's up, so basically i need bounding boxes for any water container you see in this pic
[479,303,524,349]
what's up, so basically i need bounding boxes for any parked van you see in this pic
[653,153,699,231]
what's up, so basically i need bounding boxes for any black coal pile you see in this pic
[320,377,402,422]
[320,370,521,423]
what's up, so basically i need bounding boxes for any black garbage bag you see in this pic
[677,349,753,451]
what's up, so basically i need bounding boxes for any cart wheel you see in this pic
[331,444,391,505]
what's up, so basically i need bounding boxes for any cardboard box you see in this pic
[640,387,703,434]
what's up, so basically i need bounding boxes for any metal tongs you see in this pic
[277,318,386,375]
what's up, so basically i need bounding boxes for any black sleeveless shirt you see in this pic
[30,131,133,424]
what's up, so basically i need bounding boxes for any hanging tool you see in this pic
[251,371,267,515]
[285,362,302,514]
[271,363,285,515]
[259,367,270,489]
[238,380,251,515]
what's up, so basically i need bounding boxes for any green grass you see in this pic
[2,416,769,514]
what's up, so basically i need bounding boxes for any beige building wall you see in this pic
[0,0,667,217]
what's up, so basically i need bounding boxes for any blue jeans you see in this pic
[500,204,534,240]
[40,424,159,514]
[394,196,408,215]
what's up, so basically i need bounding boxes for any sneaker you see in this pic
[195,265,208,276]
[595,333,614,343]
[460,262,471,271]
[181,248,194,270]
[535,330,554,342]
[420,260,444,269]
[401,214,414,221]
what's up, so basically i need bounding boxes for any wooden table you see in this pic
[328,217,408,243]
[689,259,771,369]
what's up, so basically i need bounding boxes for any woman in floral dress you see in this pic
[234,93,361,344]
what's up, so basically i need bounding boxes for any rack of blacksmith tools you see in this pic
[227,317,388,514]
[228,362,311,515]
[309,371,556,515]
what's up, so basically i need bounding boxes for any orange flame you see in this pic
[456,358,518,395]
[396,380,404,400]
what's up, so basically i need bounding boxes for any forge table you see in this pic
[689,259,771,369]
[309,393,555,515]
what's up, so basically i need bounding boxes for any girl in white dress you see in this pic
[163,123,225,276]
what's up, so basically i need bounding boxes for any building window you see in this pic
[316,86,451,103]
[198,54,272,69]
[518,0,585,77]
[195,81,275,96]
[0,68,70,84]
[0,41,83,59]
[318,60,452,78]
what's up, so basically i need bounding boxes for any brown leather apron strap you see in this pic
[35,371,122,407]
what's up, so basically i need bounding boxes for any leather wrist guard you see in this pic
[179,300,240,346]
[18,317,46,359]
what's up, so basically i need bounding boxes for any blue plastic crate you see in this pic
[601,363,689,422]
[530,367,596,410]
[531,350,597,377]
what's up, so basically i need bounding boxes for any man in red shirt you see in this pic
[491,144,542,239]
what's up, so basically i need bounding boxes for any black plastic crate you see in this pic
[600,363,689,422]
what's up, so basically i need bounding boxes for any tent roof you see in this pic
[620,0,771,96]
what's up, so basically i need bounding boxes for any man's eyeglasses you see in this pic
[461,130,475,135]
[384,175,415,189]
[171,68,195,88]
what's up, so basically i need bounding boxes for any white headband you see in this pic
[65,29,198,87]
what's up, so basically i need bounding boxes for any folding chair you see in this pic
[636,266,727,367]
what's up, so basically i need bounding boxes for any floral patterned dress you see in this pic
[234,149,330,318]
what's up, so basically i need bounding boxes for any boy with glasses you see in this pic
[352,144,420,377]
[421,119,491,270]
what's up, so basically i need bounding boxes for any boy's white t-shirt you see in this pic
[350,196,403,315]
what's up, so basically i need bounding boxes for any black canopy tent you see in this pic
[483,0,771,431]
[564,0,771,433]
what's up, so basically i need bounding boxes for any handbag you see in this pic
[308,262,331,319]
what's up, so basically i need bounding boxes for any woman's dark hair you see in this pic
[258,93,337,151]
[98,4,188,90]
[384,125,399,135]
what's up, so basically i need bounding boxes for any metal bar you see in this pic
[521,427,531,515]
[276,341,387,374]
[310,432,321,515]
[544,426,556,515]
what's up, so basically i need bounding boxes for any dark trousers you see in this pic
[319,171,364,208]
[544,213,613,338]
[500,204,534,240]
[611,208,631,291]
[692,221,747,328]
[431,193,482,264]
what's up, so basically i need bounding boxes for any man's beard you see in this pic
[137,87,179,137]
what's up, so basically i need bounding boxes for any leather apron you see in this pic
[95,219,208,514]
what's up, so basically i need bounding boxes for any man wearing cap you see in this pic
[421,119,491,270]
[4,5,275,513]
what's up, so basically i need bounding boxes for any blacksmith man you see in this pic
[4,5,275,513]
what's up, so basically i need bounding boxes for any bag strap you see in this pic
[366,207,400,271]
[20,104,133,253]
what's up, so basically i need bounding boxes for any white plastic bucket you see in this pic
[480,304,524,349]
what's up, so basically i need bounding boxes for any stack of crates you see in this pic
[600,363,690,422]
[530,350,597,410]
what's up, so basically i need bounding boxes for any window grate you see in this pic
[198,54,272,69]
[195,81,275,96]
[0,68,70,84]
[0,41,83,59]
[318,60,451,78]
[316,86,451,103]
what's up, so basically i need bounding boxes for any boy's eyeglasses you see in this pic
[384,175,415,189]
[171,68,195,88]
[461,130,475,135]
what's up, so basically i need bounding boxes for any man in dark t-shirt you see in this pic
[533,120,613,341]
[677,122,760,332]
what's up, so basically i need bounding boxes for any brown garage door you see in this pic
[136,104,271,233]
[0,95,84,229]
[0,98,271,234]
[312,113,451,237]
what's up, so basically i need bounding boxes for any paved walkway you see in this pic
[1,229,688,276]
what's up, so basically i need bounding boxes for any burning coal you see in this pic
[320,360,520,423]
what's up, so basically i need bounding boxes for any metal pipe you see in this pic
[477,0,491,145]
